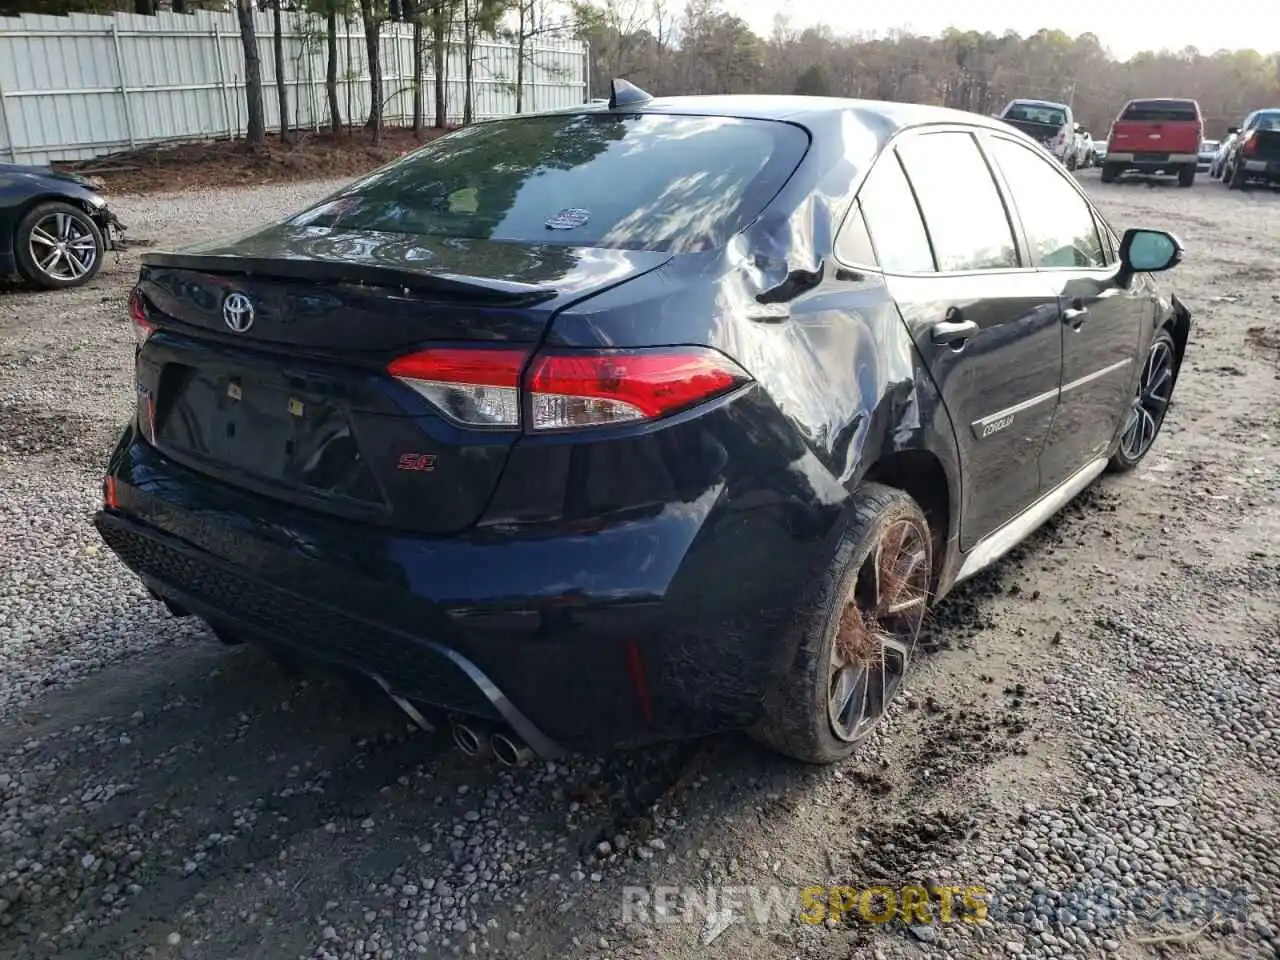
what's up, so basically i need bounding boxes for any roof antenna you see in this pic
[608,78,653,110]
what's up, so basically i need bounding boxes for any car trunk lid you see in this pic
[132,227,671,534]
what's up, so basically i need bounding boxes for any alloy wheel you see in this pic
[1119,338,1174,462]
[27,211,99,283]
[827,517,930,742]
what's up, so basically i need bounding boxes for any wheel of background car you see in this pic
[1108,329,1177,474]
[751,483,932,764]
[1178,165,1195,188]
[1227,162,1246,190]
[13,201,105,290]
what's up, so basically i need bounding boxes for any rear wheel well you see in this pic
[861,449,950,589]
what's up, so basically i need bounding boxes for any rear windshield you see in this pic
[1121,100,1199,122]
[287,113,809,253]
[1003,103,1067,126]
[1255,112,1280,131]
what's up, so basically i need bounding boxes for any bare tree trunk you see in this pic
[461,0,473,124]
[431,2,447,129]
[326,5,342,134]
[344,10,355,134]
[273,0,290,142]
[514,0,525,113]
[236,0,267,147]
[360,0,383,142]
[412,17,425,136]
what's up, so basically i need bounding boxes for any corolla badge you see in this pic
[222,292,255,332]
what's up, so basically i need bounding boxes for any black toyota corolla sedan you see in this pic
[96,82,1191,765]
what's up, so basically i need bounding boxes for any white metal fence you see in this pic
[0,9,588,165]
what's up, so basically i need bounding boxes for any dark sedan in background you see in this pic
[1219,108,1280,189]
[1,163,125,289]
[95,83,1191,765]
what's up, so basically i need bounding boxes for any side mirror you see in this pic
[1119,228,1183,275]
[1227,126,1239,135]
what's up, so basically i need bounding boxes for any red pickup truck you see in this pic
[1101,98,1203,187]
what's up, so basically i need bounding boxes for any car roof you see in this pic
[542,94,1026,139]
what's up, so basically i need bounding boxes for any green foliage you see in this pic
[793,64,830,97]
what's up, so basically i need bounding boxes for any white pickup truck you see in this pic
[997,99,1076,166]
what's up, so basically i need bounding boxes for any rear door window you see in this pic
[287,113,810,254]
[895,131,1020,272]
[986,136,1105,269]
[855,152,935,273]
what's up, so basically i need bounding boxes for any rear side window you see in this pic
[985,137,1105,269]
[856,153,935,273]
[287,113,809,254]
[834,201,877,266]
[896,132,1020,272]
[1120,100,1199,122]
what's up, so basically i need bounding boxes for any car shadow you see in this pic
[0,477,1108,958]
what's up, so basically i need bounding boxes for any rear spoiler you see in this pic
[140,250,560,307]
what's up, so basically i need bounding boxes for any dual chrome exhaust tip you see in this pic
[368,672,536,766]
[451,720,534,766]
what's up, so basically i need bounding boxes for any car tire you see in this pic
[1100,163,1120,184]
[1227,162,1246,190]
[13,200,105,290]
[1177,165,1195,187]
[1108,329,1178,474]
[751,483,933,764]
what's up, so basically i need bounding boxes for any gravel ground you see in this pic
[1,171,1277,960]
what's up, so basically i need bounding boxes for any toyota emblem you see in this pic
[222,292,255,333]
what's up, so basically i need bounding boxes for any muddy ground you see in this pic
[0,169,1277,960]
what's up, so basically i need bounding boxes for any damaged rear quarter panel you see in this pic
[544,109,963,560]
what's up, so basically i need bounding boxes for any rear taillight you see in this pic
[526,348,749,431]
[1242,131,1259,156]
[385,346,751,432]
[129,286,154,346]
[387,347,527,429]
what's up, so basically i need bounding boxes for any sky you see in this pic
[733,0,1280,61]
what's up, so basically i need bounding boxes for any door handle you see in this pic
[931,318,978,348]
[1063,299,1089,329]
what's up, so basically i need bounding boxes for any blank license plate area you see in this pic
[159,365,379,502]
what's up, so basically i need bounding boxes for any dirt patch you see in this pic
[60,127,451,197]
[0,401,103,463]
[1229,264,1279,283]
[1246,325,1280,362]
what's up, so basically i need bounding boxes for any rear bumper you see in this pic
[96,423,835,753]
[1105,152,1198,165]
[1241,158,1280,176]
